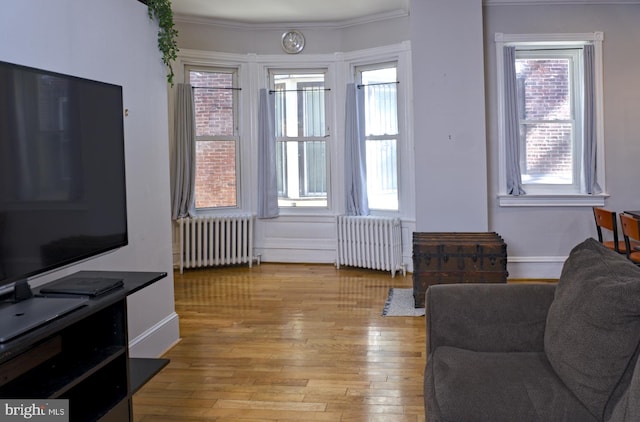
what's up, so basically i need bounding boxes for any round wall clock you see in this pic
[281,30,305,54]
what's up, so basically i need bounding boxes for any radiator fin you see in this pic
[336,216,405,277]
[179,214,256,273]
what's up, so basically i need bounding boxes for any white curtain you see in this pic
[583,44,601,194]
[171,83,195,219]
[257,88,279,219]
[503,46,526,196]
[344,83,369,215]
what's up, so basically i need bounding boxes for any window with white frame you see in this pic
[495,32,605,206]
[270,71,328,208]
[516,49,580,189]
[356,63,399,211]
[187,67,240,210]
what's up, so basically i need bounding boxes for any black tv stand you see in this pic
[0,271,170,421]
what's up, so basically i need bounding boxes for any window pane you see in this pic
[360,66,399,211]
[520,123,573,184]
[274,83,287,138]
[189,68,239,209]
[194,140,237,208]
[516,58,571,121]
[190,71,235,137]
[301,140,326,196]
[273,74,325,137]
[366,139,398,210]
[516,56,575,185]
[276,140,287,197]
[361,68,398,136]
[301,85,325,137]
[273,73,327,208]
[276,140,327,207]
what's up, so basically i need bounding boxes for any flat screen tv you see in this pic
[0,60,128,299]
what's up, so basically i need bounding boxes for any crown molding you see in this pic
[484,0,640,5]
[172,1,638,29]
[495,31,603,42]
[174,9,409,30]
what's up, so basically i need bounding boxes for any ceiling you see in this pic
[170,0,410,24]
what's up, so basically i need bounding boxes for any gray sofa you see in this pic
[424,237,640,422]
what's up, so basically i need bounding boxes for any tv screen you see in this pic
[0,60,128,293]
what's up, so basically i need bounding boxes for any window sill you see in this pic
[498,193,608,207]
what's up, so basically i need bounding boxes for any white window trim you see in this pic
[269,69,330,209]
[187,66,241,211]
[355,62,400,212]
[345,42,414,218]
[515,48,582,195]
[495,32,607,207]
[175,52,252,217]
[261,61,338,215]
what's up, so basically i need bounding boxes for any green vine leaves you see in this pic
[147,0,179,85]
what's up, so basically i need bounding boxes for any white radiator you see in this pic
[336,216,405,277]
[178,214,257,273]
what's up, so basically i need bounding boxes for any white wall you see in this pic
[0,0,179,357]
[410,0,489,232]
[175,14,411,55]
[484,4,640,278]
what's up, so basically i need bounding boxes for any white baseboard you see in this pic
[128,312,181,358]
[506,256,567,279]
[172,244,566,280]
[257,248,336,264]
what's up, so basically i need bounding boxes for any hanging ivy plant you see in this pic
[146,0,179,85]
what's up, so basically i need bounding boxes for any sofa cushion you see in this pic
[607,345,640,422]
[545,237,640,420]
[425,346,597,422]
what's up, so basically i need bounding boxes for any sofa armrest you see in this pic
[426,283,556,354]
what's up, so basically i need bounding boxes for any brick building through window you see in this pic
[189,68,238,209]
[516,56,573,184]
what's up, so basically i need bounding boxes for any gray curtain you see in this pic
[583,44,601,194]
[257,88,279,219]
[504,46,526,195]
[344,83,369,215]
[171,83,195,219]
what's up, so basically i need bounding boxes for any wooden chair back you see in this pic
[619,213,640,264]
[593,207,621,253]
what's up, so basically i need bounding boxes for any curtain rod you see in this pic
[357,81,399,88]
[269,88,331,94]
[192,86,242,91]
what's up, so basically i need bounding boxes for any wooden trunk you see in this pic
[412,232,508,307]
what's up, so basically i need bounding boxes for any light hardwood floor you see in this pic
[132,263,426,421]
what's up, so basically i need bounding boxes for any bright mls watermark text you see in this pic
[0,400,68,421]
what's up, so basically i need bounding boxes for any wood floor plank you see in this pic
[132,263,426,421]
